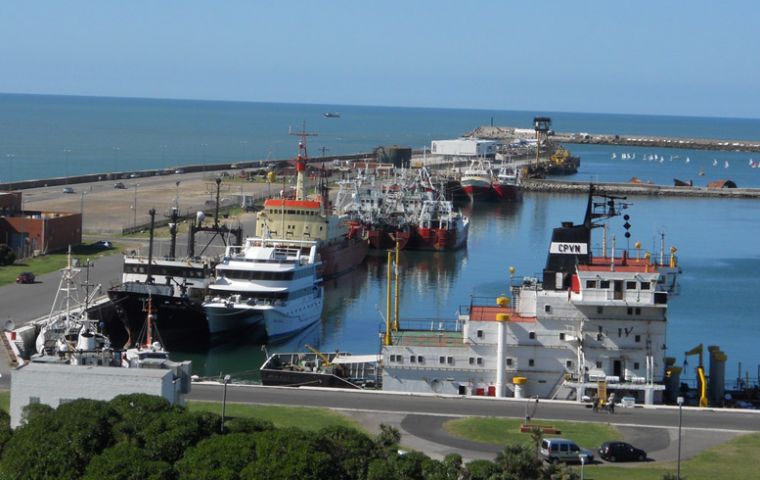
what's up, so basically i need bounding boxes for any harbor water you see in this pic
[1,93,759,384]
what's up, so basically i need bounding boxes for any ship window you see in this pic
[641,281,651,290]
[627,307,633,315]
[626,281,637,290]
[447,356,454,365]
[418,356,424,364]
[529,331,536,339]
[476,358,483,365]
[506,358,513,367]
[476,329,483,338]
[559,332,566,340]
[635,307,641,315]
[634,362,640,369]
[410,355,416,363]
[469,357,475,365]
[29,396,40,405]
[586,280,597,289]
[635,334,641,343]
[529,359,535,367]
[596,306,603,314]
[600,280,610,289]
[566,360,573,368]
[439,356,445,364]
[544,305,552,314]
[596,361,602,368]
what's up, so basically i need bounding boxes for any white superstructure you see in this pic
[203,238,323,340]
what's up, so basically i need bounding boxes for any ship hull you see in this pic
[412,221,469,251]
[492,182,523,202]
[107,287,209,349]
[203,302,264,336]
[262,300,323,342]
[367,227,411,250]
[318,236,369,279]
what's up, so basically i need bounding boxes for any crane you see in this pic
[305,344,332,367]
[684,343,708,407]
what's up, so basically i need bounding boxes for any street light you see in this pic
[579,454,585,480]
[221,374,231,433]
[677,395,684,479]
[6,153,15,184]
[174,181,181,210]
[132,183,139,228]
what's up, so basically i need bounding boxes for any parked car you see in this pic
[113,182,127,189]
[16,272,35,284]
[94,240,113,249]
[62,187,75,194]
[598,441,647,462]
[539,438,594,464]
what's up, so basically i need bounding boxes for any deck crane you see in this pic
[684,343,708,407]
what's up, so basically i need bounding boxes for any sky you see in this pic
[1,1,759,118]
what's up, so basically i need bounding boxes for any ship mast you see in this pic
[289,122,318,201]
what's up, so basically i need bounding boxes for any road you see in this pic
[190,382,760,463]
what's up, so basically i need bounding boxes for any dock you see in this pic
[469,125,760,153]
[521,178,760,199]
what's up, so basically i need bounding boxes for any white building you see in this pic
[10,361,191,428]
[430,138,498,157]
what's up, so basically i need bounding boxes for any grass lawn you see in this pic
[0,391,8,413]
[0,243,121,286]
[187,401,365,432]
[444,417,619,450]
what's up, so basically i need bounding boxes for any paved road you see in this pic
[190,383,760,462]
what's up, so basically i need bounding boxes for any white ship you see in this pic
[203,238,323,341]
[381,185,680,405]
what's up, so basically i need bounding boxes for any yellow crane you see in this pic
[684,344,708,407]
[305,344,332,367]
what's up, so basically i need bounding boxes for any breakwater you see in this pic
[469,126,760,153]
[522,178,760,199]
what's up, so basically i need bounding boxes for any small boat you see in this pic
[323,112,340,118]
[260,347,381,389]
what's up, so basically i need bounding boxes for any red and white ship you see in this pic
[256,129,368,279]
[411,196,469,251]
[492,163,523,202]
[459,157,495,202]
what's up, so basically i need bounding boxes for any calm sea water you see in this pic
[2,93,759,383]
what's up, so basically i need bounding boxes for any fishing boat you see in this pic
[260,346,381,389]
[492,163,523,202]
[460,157,495,202]
[323,112,340,118]
[256,131,368,278]
[411,196,469,251]
[203,238,323,341]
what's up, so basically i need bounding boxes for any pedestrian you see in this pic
[592,393,599,412]
[608,393,616,414]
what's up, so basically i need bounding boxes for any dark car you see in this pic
[113,182,127,189]
[598,441,647,462]
[16,272,35,284]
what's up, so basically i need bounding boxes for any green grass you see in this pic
[187,401,365,432]
[0,243,120,286]
[444,417,619,450]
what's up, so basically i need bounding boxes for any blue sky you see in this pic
[1,1,758,118]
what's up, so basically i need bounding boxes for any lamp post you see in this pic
[221,374,231,433]
[677,395,684,479]
[5,153,15,185]
[579,454,585,480]
[112,146,120,174]
[63,148,72,177]
[132,183,139,228]
[174,181,181,211]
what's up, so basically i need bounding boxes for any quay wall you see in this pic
[469,126,760,153]
[522,179,760,199]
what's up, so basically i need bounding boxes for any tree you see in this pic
[224,416,274,434]
[0,399,116,480]
[374,423,402,458]
[109,393,178,445]
[175,433,257,480]
[316,425,376,480]
[493,444,545,480]
[139,411,214,464]
[466,459,500,480]
[82,443,174,480]
[0,244,15,266]
[0,410,11,457]
[240,428,338,480]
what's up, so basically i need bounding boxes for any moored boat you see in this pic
[411,197,469,251]
[260,349,381,389]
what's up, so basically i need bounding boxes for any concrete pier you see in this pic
[469,125,760,153]
[521,178,760,199]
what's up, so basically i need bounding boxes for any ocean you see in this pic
[2,93,759,385]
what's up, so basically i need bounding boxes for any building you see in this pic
[0,191,81,255]
[9,361,191,428]
[430,138,498,158]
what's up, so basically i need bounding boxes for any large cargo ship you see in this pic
[381,185,680,405]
